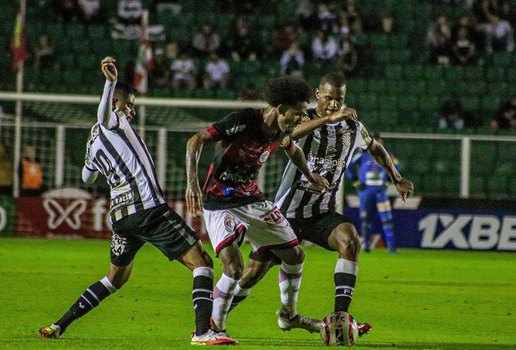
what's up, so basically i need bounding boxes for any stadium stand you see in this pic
[1,0,514,199]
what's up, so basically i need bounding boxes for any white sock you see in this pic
[278,262,303,317]
[212,274,238,331]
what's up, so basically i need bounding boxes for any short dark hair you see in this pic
[114,81,136,99]
[319,73,346,88]
[264,76,311,107]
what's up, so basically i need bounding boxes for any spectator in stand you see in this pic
[171,50,197,91]
[484,15,515,52]
[377,8,395,33]
[337,27,358,77]
[311,30,338,63]
[117,0,142,26]
[451,26,477,64]
[152,0,182,15]
[19,145,44,196]
[317,2,340,33]
[164,40,179,63]
[438,95,465,130]
[191,23,221,58]
[340,0,363,34]
[33,34,58,71]
[53,0,82,23]
[203,52,230,90]
[78,0,100,22]
[273,25,298,56]
[426,15,452,49]
[149,48,171,90]
[238,82,261,101]
[295,0,317,31]
[491,96,516,131]
[228,25,260,62]
[429,31,453,65]
[279,41,305,77]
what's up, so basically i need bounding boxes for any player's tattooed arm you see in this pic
[185,129,216,216]
[284,143,329,193]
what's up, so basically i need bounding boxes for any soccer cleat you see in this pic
[357,322,372,337]
[191,329,237,345]
[276,310,323,333]
[39,324,61,338]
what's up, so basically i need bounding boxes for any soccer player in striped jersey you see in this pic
[229,73,414,335]
[185,76,330,342]
[39,56,234,345]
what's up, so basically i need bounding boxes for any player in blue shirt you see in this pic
[347,133,399,253]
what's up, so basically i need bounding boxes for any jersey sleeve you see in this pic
[97,80,120,130]
[206,110,249,141]
[356,122,373,150]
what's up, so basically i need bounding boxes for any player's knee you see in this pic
[223,260,244,280]
[335,224,360,257]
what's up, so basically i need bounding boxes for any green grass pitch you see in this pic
[0,238,515,350]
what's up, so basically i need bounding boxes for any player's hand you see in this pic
[185,183,203,217]
[101,56,117,82]
[395,178,414,203]
[328,107,358,123]
[308,172,329,193]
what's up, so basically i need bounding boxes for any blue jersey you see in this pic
[348,151,399,190]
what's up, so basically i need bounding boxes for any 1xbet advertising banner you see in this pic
[344,196,516,251]
[15,188,207,239]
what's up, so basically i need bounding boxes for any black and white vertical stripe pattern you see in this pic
[276,109,371,219]
[87,113,165,222]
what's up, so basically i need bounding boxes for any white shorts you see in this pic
[203,201,298,256]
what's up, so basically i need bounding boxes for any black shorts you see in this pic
[249,212,350,262]
[110,204,199,266]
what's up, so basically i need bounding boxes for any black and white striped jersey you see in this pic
[84,105,165,223]
[275,108,372,219]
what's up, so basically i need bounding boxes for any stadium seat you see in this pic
[480,95,502,113]
[485,67,506,82]
[384,65,403,80]
[403,65,424,81]
[367,79,387,94]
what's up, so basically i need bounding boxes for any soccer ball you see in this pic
[319,311,359,346]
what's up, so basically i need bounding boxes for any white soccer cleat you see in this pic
[276,310,323,333]
[191,329,238,345]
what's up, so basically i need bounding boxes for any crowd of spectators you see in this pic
[11,0,515,126]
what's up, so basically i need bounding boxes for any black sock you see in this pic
[334,272,356,312]
[192,267,214,336]
[55,277,116,334]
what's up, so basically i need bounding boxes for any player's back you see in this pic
[87,116,165,222]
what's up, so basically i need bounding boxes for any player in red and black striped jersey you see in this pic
[186,76,330,341]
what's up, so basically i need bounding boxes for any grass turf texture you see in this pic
[0,238,514,350]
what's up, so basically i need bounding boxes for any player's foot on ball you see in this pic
[276,310,323,333]
[357,322,372,337]
[39,324,61,338]
[191,329,237,345]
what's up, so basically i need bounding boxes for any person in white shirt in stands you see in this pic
[203,51,230,90]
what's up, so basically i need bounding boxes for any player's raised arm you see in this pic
[97,56,118,128]
[367,139,413,202]
[291,107,357,140]
[185,129,216,216]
